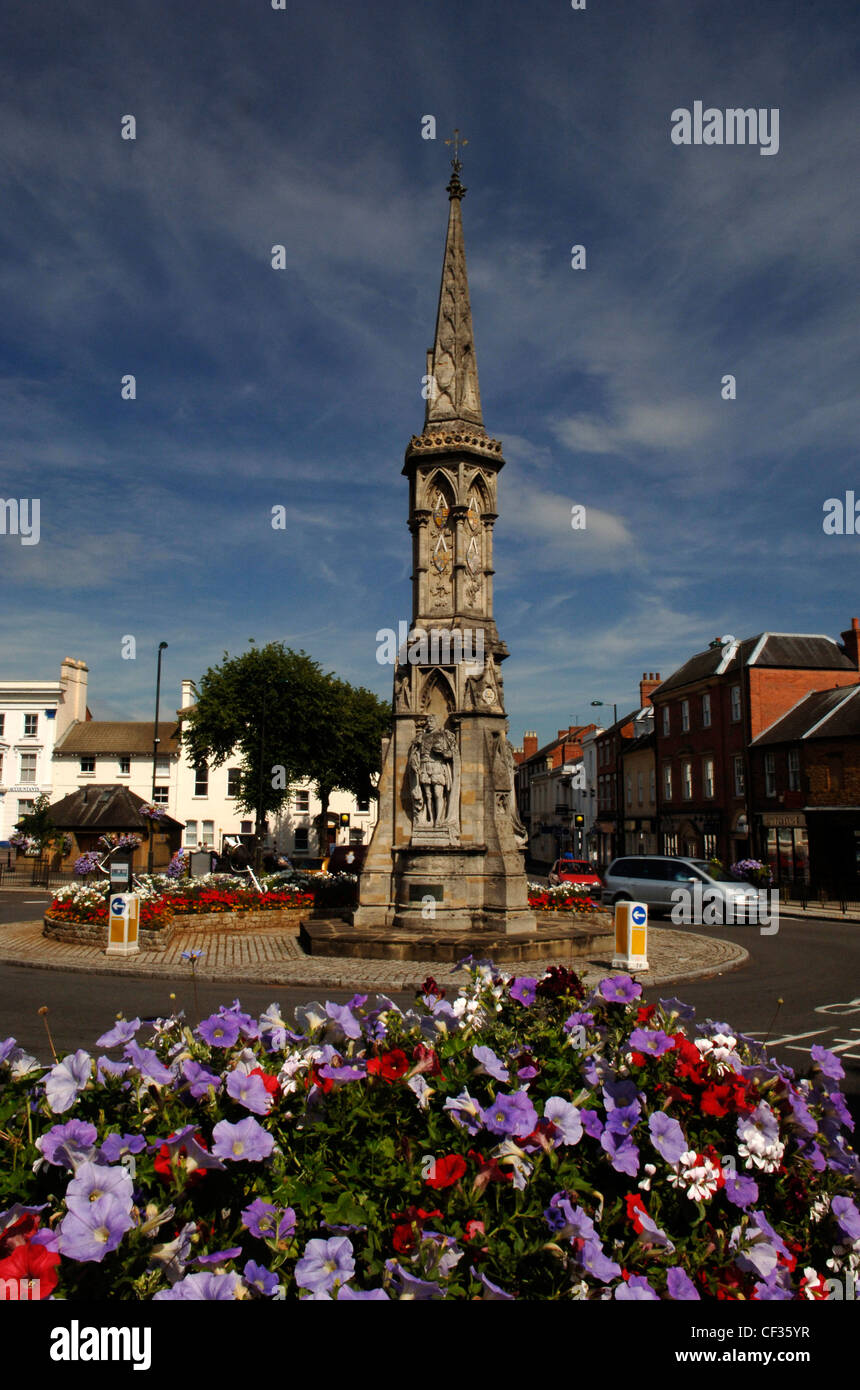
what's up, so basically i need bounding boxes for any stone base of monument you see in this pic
[299,916,612,964]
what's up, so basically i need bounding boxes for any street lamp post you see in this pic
[591,699,619,863]
[148,642,168,874]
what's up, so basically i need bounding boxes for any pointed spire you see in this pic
[424,132,484,432]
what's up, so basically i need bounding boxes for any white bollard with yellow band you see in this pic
[612,900,649,971]
[106,893,140,956]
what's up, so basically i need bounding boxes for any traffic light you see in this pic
[340,813,351,827]
[574,814,585,828]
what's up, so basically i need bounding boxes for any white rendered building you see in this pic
[0,657,89,845]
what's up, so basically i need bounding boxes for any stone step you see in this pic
[300,916,612,963]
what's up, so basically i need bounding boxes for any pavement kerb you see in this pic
[0,917,749,995]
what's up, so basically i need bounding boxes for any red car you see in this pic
[548,858,603,903]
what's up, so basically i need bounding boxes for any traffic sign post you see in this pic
[106,893,140,956]
[612,900,649,971]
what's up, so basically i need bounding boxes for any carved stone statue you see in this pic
[394,666,412,710]
[490,727,529,850]
[407,715,458,828]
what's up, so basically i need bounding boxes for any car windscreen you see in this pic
[558,862,592,874]
[690,860,733,882]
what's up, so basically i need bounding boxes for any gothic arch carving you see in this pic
[419,667,456,717]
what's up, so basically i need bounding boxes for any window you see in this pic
[662,706,670,736]
[184,820,198,846]
[19,752,37,781]
[194,763,209,797]
[80,756,95,774]
[663,833,678,856]
[702,692,711,728]
[356,797,370,813]
[681,761,693,800]
[733,755,745,796]
[788,749,800,792]
[295,790,310,813]
[637,772,644,806]
[156,755,170,777]
[663,764,673,801]
[24,714,37,737]
[17,799,35,819]
[764,752,776,798]
[649,768,656,803]
[119,756,131,775]
[704,833,718,859]
[201,820,214,848]
[227,768,241,798]
[0,752,3,783]
[294,828,309,852]
[731,685,741,722]
[153,786,169,804]
[680,700,690,732]
[0,714,4,735]
[626,775,632,808]
[703,756,715,799]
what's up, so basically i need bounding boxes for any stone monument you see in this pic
[352,136,537,936]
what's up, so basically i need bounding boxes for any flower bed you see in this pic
[528,882,602,915]
[1,962,857,1301]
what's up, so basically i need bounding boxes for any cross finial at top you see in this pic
[444,128,468,172]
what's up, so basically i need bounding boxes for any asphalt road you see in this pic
[1,891,858,1121]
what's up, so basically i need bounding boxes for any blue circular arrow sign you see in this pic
[631,905,646,925]
[110,897,126,916]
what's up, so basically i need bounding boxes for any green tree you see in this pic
[13,794,68,861]
[311,678,391,858]
[182,643,390,868]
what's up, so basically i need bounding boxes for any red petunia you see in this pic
[411,1043,443,1078]
[0,1241,60,1299]
[701,1084,734,1118]
[636,1005,656,1024]
[424,1154,467,1189]
[250,1067,280,1097]
[624,1193,648,1235]
[367,1049,410,1082]
[153,1131,209,1186]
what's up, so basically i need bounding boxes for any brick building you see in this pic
[593,675,661,866]
[652,627,860,866]
[512,725,597,865]
[750,682,860,884]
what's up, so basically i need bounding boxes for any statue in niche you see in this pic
[394,666,412,711]
[407,714,458,828]
[490,726,529,850]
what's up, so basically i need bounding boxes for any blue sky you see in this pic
[1,0,858,746]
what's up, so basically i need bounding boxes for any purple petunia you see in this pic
[295,1236,355,1296]
[124,1042,174,1086]
[628,1027,675,1057]
[241,1198,296,1242]
[579,1239,622,1282]
[600,1131,640,1176]
[226,1068,273,1115]
[243,1260,280,1296]
[472,1045,509,1082]
[195,1247,242,1266]
[659,996,696,1022]
[599,974,642,1003]
[666,1267,700,1300]
[66,1162,134,1216]
[324,1002,362,1039]
[648,1111,688,1165]
[509,977,537,1007]
[384,1261,444,1300]
[36,1119,98,1169]
[605,1103,641,1138]
[198,1014,242,1048]
[336,1285,390,1300]
[724,1173,759,1210]
[615,1274,659,1300]
[443,1089,484,1136]
[472,1267,515,1300]
[182,1059,222,1099]
[580,1108,604,1140]
[543,1097,583,1147]
[57,1194,134,1262]
[96,1017,141,1049]
[831,1196,860,1241]
[482,1090,538,1139]
[810,1045,845,1082]
[211,1116,275,1163]
[153,1272,240,1300]
[44,1050,92,1114]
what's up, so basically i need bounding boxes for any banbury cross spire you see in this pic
[423,129,484,433]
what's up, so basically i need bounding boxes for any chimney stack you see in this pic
[522,730,539,759]
[639,671,662,707]
[181,679,196,710]
[840,618,860,671]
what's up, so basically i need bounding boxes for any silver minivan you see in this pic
[602,856,760,916]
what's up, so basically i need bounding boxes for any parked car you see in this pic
[548,858,603,903]
[601,855,760,916]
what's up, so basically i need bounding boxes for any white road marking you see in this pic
[745,1028,830,1047]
